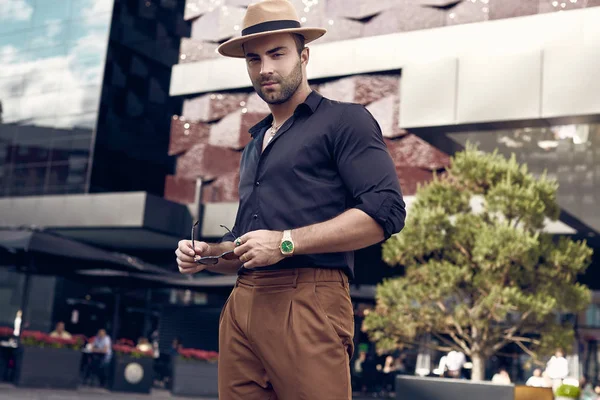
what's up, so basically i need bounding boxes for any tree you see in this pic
[363,144,592,381]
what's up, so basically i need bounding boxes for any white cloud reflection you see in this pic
[0,0,34,22]
[0,0,113,132]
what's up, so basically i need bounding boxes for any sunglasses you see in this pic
[191,222,235,265]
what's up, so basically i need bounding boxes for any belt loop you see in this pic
[340,270,348,289]
[293,269,299,288]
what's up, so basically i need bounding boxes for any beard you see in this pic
[253,60,303,105]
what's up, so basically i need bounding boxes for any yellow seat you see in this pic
[514,385,554,400]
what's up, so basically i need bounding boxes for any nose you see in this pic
[260,58,275,75]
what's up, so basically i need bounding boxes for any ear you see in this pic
[301,46,310,66]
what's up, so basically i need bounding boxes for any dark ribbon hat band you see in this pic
[242,19,301,36]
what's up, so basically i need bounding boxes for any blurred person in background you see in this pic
[525,368,550,387]
[87,329,112,387]
[545,348,569,389]
[136,337,152,352]
[50,321,72,339]
[491,367,511,385]
[174,0,405,398]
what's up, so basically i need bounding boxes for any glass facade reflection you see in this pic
[0,0,113,196]
[446,123,600,233]
[89,0,187,195]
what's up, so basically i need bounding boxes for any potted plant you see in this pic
[0,326,16,381]
[109,341,154,394]
[555,384,581,400]
[15,330,86,389]
[171,347,219,397]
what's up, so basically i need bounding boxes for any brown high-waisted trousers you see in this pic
[218,267,355,399]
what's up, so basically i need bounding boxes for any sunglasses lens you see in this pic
[197,257,219,265]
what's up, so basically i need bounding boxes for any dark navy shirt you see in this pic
[222,91,406,278]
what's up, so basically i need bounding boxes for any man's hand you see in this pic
[175,239,211,274]
[233,230,284,269]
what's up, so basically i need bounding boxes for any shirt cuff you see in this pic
[355,192,406,240]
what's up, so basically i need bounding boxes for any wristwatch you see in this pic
[280,230,295,256]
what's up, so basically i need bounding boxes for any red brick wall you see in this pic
[165,73,450,204]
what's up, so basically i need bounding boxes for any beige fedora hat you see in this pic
[217,0,327,58]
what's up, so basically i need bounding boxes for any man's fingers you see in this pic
[179,265,198,274]
[177,240,196,257]
[177,259,200,274]
[194,242,210,254]
[175,249,196,263]
[239,251,253,264]
[178,240,209,257]
[233,241,252,257]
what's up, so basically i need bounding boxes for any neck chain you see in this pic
[267,120,284,143]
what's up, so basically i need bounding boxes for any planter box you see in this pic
[395,375,514,400]
[109,354,153,394]
[171,357,218,397]
[15,346,82,389]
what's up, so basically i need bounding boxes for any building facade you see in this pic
[166,0,600,376]
[0,0,190,336]
[0,0,599,376]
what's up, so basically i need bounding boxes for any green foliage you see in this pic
[366,143,592,374]
[555,384,581,398]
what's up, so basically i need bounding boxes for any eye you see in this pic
[273,53,283,58]
[247,57,259,64]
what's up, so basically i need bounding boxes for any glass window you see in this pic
[8,163,48,194]
[32,0,72,26]
[50,134,92,163]
[0,30,28,52]
[68,54,108,87]
[27,21,69,50]
[0,75,25,98]
[0,1,34,35]
[46,162,70,187]
[71,0,114,19]
[0,98,22,123]
[15,122,56,143]
[10,142,52,166]
[18,92,58,119]
[447,124,600,232]
[66,158,88,185]
[585,304,600,328]
[20,64,67,96]
[57,86,101,116]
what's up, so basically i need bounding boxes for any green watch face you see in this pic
[281,240,294,254]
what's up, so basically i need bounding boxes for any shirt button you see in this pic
[255,181,260,186]
[253,214,258,219]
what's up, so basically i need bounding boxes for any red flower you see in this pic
[178,347,219,362]
[117,338,135,347]
[112,343,153,358]
[0,326,14,337]
[72,334,87,346]
[20,330,83,349]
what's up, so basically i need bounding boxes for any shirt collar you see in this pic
[248,91,323,138]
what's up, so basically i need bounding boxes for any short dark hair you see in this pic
[292,34,305,55]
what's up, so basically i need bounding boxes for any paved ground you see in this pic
[0,384,216,400]
[0,384,387,399]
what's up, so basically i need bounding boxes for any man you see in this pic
[175,0,406,398]
[526,368,550,388]
[50,321,72,339]
[89,329,112,387]
[545,348,569,389]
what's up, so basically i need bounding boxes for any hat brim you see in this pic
[217,27,327,58]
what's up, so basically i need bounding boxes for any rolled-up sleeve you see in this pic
[332,104,406,239]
